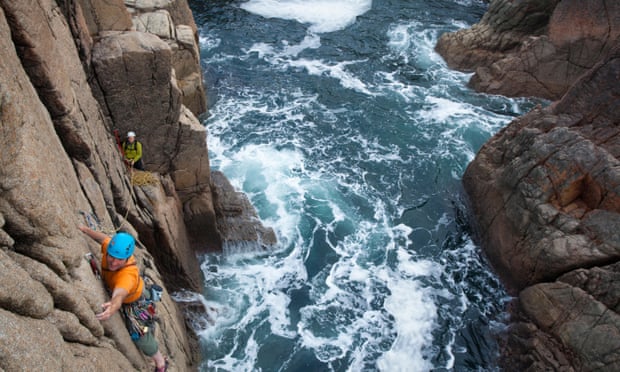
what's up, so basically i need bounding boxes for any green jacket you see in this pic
[122,141,142,162]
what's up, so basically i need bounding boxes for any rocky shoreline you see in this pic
[2,0,619,370]
[0,0,274,370]
[437,0,620,370]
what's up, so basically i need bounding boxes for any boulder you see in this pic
[558,262,620,313]
[436,0,558,72]
[436,0,620,100]
[211,171,278,254]
[0,250,54,319]
[91,30,182,173]
[0,308,135,371]
[520,282,620,371]
[77,0,133,35]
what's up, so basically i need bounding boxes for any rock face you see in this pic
[443,1,620,370]
[464,48,620,370]
[436,0,620,100]
[0,0,275,370]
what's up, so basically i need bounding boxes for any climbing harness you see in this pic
[122,293,159,340]
[122,279,163,340]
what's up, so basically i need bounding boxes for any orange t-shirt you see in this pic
[101,237,144,304]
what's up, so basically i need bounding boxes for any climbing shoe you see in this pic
[154,357,168,372]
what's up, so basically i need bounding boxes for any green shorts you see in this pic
[127,288,158,356]
[134,325,158,356]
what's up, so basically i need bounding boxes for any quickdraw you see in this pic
[85,253,101,279]
[113,129,124,155]
[79,210,101,231]
[122,294,159,340]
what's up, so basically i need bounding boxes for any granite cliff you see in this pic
[437,0,620,370]
[0,0,275,370]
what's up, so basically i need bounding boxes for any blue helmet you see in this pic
[108,232,135,259]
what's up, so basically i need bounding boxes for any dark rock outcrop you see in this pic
[211,171,278,254]
[442,1,620,370]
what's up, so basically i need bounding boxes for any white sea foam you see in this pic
[240,0,372,33]
[290,206,441,369]
[201,248,308,370]
[198,33,221,50]
[377,278,437,371]
[217,143,307,243]
[282,34,322,56]
[421,96,471,123]
[289,58,373,94]
[454,0,483,7]
[247,34,321,61]
[380,19,524,178]
[386,22,417,65]
[386,21,446,70]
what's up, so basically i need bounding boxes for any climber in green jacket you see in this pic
[122,131,144,170]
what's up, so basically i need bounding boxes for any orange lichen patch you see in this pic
[551,174,603,215]
[562,200,588,219]
[580,174,604,210]
[554,175,585,207]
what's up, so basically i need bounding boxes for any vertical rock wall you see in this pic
[0,0,276,369]
[0,0,201,369]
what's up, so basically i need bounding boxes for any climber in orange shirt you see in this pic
[79,226,168,372]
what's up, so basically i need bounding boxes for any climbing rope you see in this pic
[80,129,158,238]
[121,153,160,234]
[78,166,150,237]
[131,169,158,186]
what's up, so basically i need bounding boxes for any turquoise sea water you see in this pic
[183,0,541,370]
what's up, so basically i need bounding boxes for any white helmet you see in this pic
[127,131,136,138]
